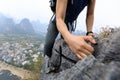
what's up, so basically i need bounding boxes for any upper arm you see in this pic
[56,0,68,21]
[87,0,96,16]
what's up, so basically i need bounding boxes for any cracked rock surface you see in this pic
[41,30,120,80]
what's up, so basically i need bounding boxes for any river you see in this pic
[0,61,37,80]
[0,69,22,80]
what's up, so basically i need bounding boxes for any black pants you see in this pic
[44,21,74,57]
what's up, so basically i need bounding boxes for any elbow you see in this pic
[56,17,60,26]
[56,16,64,27]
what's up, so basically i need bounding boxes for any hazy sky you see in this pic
[0,0,120,32]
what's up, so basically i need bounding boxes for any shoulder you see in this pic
[88,0,96,4]
[87,0,96,7]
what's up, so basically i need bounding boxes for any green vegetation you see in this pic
[23,57,43,80]
[98,27,120,38]
[98,27,112,38]
[32,57,44,73]
[25,78,34,80]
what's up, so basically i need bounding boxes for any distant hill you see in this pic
[16,18,35,34]
[0,13,47,35]
[32,20,47,36]
[0,13,86,36]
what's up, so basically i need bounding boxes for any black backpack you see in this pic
[49,0,56,13]
[49,0,72,13]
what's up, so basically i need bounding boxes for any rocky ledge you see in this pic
[41,29,120,80]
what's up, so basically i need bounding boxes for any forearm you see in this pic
[86,14,94,32]
[56,0,70,41]
[56,18,71,42]
[86,0,96,32]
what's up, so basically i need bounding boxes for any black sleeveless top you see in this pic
[54,0,89,23]
[65,0,89,23]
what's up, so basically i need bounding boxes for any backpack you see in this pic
[49,0,56,13]
[49,0,72,13]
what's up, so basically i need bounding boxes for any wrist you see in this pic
[64,32,72,43]
[86,31,93,35]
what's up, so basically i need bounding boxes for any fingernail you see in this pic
[94,42,98,45]
[92,39,96,43]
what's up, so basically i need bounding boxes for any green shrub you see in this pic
[98,27,112,38]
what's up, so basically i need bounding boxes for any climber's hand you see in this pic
[66,34,96,59]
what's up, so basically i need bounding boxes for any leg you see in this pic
[44,21,59,57]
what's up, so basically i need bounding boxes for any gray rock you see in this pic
[41,30,120,80]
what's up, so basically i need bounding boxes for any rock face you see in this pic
[41,30,120,80]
